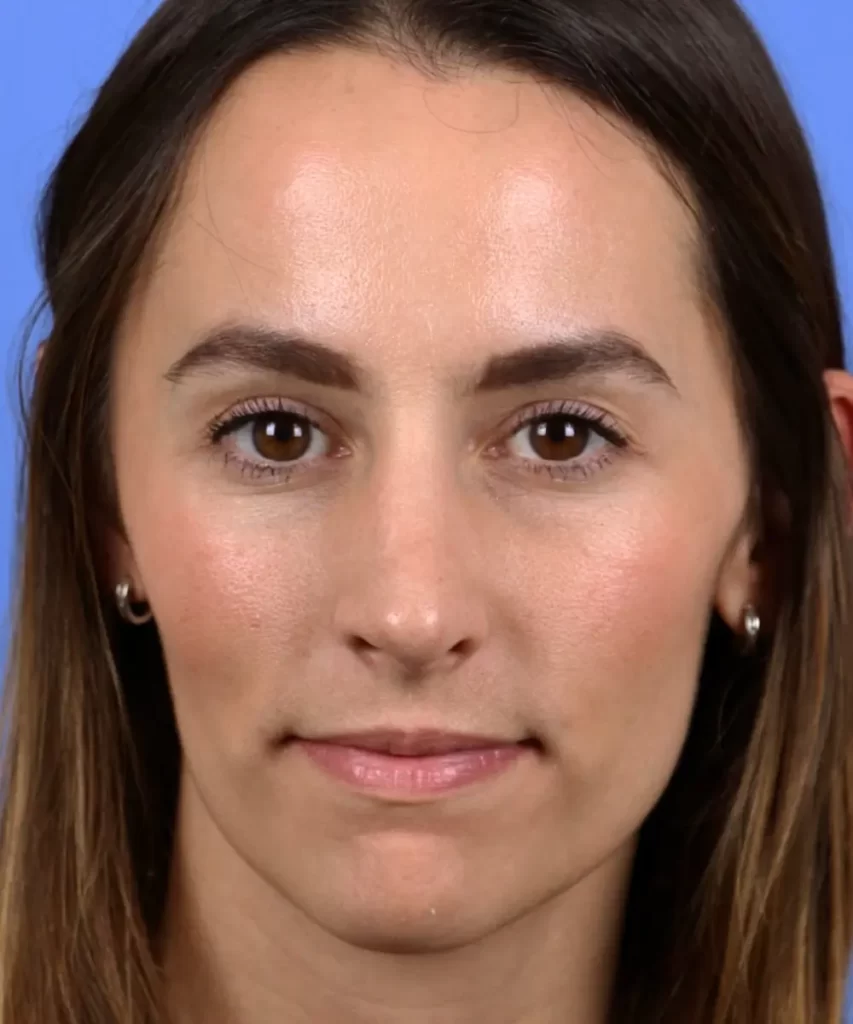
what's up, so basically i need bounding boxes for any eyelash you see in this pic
[205,396,630,484]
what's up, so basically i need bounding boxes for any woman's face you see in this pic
[111,50,756,951]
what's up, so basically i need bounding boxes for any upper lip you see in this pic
[298,729,525,756]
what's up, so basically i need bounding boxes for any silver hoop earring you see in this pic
[115,579,153,626]
[742,603,761,651]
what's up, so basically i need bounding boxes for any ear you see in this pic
[34,340,48,379]
[824,368,853,525]
[713,484,789,639]
[101,520,146,602]
[713,517,763,638]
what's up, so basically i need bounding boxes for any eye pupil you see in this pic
[530,415,588,461]
[251,414,311,462]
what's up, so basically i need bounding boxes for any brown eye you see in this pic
[502,407,617,478]
[526,415,591,461]
[250,414,313,462]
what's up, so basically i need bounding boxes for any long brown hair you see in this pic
[3,1,852,1021]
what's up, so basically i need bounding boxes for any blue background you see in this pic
[1,0,852,1012]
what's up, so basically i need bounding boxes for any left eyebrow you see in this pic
[163,322,679,396]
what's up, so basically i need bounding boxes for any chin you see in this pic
[291,850,508,953]
[274,825,557,955]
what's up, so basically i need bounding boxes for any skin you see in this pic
[106,49,853,1024]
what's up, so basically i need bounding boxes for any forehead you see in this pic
[136,48,715,385]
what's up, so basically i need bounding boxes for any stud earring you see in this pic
[115,579,153,626]
[742,603,761,651]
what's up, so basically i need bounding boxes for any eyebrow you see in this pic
[163,323,678,396]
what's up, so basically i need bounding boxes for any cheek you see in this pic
[125,491,325,758]
[523,497,721,801]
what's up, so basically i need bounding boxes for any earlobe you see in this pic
[714,527,761,638]
[102,523,144,601]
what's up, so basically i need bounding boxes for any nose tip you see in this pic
[346,606,480,679]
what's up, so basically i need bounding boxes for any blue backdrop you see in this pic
[1,0,852,1013]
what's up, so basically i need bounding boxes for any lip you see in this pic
[300,729,527,756]
[288,730,539,796]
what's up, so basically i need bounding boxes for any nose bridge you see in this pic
[331,421,489,675]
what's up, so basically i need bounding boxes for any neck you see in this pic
[158,773,634,1024]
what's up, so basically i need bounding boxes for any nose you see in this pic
[330,475,490,683]
[342,600,482,681]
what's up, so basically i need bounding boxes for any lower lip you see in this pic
[292,740,531,795]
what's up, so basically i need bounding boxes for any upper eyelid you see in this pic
[210,395,628,439]
[207,395,330,439]
[499,399,627,442]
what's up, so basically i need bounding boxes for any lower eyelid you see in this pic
[520,448,616,480]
